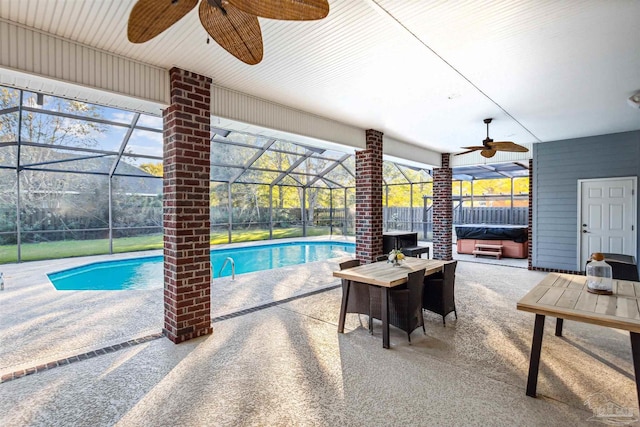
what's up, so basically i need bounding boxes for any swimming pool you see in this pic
[47,241,355,291]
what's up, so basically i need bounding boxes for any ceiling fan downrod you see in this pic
[484,118,493,146]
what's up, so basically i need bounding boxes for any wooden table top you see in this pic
[333,258,448,288]
[517,272,640,333]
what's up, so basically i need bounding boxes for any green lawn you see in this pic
[0,227,343,264]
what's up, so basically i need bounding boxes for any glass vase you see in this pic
[586,252,613,295]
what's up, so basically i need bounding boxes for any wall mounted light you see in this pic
[628,91,640,109]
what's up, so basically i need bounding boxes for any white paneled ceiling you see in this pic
[1,0,639,159]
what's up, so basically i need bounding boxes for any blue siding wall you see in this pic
[533,130,640,271]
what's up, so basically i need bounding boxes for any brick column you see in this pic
[163,68,212,343]
[433,153,453,260]
[355,129,383,264]
[528,158,533,270]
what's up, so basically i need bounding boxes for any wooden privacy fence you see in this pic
[383,206,527,226]
[311,206,527,238]
[382,206,528,239]
[453,207,528,224]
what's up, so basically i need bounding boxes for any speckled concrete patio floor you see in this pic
[0,240,638,426]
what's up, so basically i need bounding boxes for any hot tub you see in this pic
[455,224,529,259]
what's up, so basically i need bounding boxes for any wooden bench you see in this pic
[472,243,503,259]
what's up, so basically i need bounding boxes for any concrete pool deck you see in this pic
[0,236,355,376]
[0,237,638,426]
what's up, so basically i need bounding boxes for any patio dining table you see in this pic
[333,257,447,348]
[517,272,640,411]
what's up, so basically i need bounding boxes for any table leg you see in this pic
[382,287,390,349]
[630,332,640,411]
[338,280,350,333]
[526,314,546,397]
[555,318,563,337]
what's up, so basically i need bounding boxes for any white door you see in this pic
[579,177,636,269]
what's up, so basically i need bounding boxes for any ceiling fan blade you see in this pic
[460,146,486,150]
[455,149,480,156]
[228,0,329,20]
[488,141,529,152]
[199,1,264,65]
[128,0,198,43]
[480,149,496,158]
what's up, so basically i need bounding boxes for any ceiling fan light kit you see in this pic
[127,0,330,65]
[456,118,529,158]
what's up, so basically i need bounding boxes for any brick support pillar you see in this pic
[433,153,453,260]
[163,68,213,343]
[355,129,383,264]
[528,158,533,270]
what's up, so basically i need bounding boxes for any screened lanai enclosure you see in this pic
[0,86,529,263]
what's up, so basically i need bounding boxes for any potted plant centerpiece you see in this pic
[387,248,405,267]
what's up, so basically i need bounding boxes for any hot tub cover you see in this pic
[455,224,528,243]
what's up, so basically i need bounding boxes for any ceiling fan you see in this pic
[127,0,330,65]
[456,118,529,158]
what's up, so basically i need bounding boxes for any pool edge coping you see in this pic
[0,283,342,384]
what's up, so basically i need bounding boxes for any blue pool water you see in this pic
[48,241,355,291]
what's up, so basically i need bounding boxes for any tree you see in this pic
[0,88,112,240]
[294,156,332,224]
[139,162,163,177]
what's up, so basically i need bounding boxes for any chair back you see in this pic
[340,259,360,270]
[407,268,426,307]
[585,254,639,281]
[339,258,370,316]
[442,261,458,309]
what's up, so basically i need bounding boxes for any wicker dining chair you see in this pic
[339,259,373,328]
[422,261,458,326]
[370,268,427,343]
